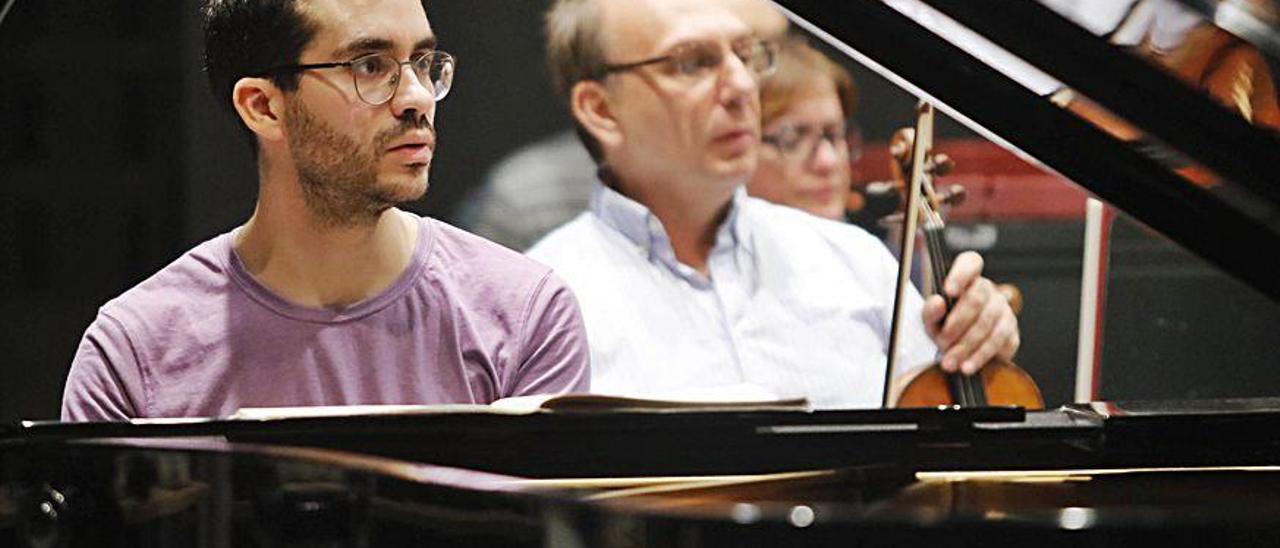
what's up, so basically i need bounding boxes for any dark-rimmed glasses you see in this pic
[589,37,778,82]
[763,120,863,165]
[254,51,456,105]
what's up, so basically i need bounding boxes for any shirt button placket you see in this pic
[709,247,747,380]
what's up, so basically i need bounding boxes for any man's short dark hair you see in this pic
[201,0,318,134]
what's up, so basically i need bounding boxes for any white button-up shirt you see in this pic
[528,185,938,409]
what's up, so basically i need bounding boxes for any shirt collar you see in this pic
[590,184,754,268]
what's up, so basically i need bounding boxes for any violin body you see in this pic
[894,359,1044,410]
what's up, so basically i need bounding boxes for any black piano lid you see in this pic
[773,0,1280,303]
[4,406,1100,478]
[14,402,1280,478]
[921,0,1279,202]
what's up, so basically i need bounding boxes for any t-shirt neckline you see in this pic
[222,216,434,324]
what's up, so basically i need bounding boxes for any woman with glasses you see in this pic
[748,37,861,222]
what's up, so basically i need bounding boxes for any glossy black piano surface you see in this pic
[0,438,553,547]
[8,400,1280,546]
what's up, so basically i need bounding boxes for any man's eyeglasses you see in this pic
[590,38,778,82]
[254,51,456,106]
[762,120,863,164]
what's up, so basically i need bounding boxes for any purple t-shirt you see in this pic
[61,217,590,421]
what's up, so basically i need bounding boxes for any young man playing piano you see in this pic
[61,0,590,421]
[529,0,1018,408]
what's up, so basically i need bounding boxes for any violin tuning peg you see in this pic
[927,153,955,176]
[937,185,967,207]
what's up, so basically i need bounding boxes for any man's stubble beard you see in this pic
[285,99,433,229]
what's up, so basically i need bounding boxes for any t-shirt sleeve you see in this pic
[508,272,591,397]
[61,314,146,422]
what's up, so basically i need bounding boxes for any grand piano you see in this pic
[4,1,1280,546]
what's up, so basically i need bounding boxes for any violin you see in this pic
[883,102,1043,410]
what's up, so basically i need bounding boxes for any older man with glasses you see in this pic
[61,0,590,421]
[529,0,1019,409]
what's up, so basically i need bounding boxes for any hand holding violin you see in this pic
[921,251,1020,376]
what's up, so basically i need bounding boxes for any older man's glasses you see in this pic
[255,51,456,105]
[763,121,863,164]
[592,38,778,81]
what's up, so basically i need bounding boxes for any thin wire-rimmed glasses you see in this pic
[254,51,456,105]
[589,37,778,82]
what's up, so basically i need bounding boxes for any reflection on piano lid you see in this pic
[0,438,556,546]
[1181,0,1280,60]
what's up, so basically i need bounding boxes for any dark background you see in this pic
[2,1,1278,421]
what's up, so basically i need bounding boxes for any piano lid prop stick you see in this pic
[1074,198,1112,403]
